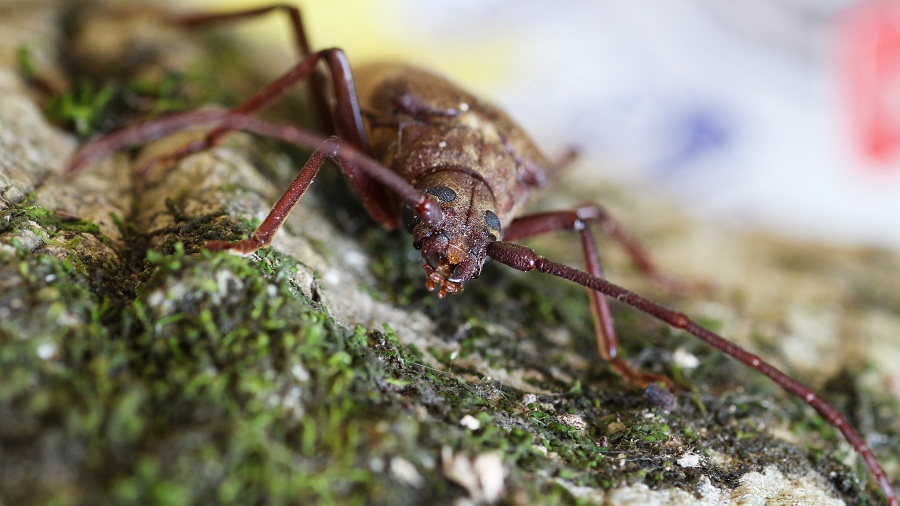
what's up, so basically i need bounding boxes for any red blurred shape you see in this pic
[841,0,900,168]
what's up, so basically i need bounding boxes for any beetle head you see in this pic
[402,170,502,298]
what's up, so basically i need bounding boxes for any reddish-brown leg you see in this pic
[67,110,439,240]
[542,146,580,181]
[114,5,334,135]
[137,48,366,169]
[125,6,403,226]
[486,240,898,506]
[168,6,312,61]
[169,5,339,134]
[507,205,687,290]
[505,206,675,387]
[138,5,368,168]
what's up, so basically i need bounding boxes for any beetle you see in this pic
[66,5,898,504]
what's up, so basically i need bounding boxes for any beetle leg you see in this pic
[541,146,580,181]
[505,204,692,292]
[167,5,335,138]
[111,5,335,137]
[136,5,368,170]
[136,47,368,171]
[504,207,675,388]
[137,47,396,227]
[168,6,314,67]
[66,111,436,236]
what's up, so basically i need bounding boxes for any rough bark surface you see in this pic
[1,2,898,505]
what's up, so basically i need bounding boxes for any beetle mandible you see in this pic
[66,5,898,504]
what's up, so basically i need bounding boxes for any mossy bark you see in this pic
[1,2,898,505]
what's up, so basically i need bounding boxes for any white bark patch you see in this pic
[676,452,701,468]
[459,414,481,431]
[390,456,425,489]
[441,447,506,503]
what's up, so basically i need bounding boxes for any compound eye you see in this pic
[484,210,501,237]
[401,204,420,233]
[425,185,457,203]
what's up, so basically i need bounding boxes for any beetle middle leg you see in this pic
[135,51,365,174]
[67,110,441,250]
[504,205,683,388]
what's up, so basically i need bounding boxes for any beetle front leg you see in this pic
[504,206,677,388]
[505,204,690,292]
[210,134,442,253]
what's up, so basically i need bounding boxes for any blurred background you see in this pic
[182,0,900,250]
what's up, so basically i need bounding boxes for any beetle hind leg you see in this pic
[132,5,369,177]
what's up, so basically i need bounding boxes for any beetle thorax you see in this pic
[402,170,502,298]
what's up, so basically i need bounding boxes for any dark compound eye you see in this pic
[401,204,420,233]
[484,210,501,234]
[425,185,457,203]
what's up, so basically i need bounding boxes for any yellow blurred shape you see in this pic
[176,0,518,97]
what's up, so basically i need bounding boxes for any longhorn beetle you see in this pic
[66,5,898,504]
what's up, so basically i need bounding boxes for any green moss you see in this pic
[2,243,398,504]
[5,134,893,506]
[16,44,39,81]
[44,72,189,138]
[45,80,118,137]
[15,205,101,236]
